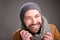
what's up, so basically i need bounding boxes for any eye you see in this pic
[25,16,31,20]
[35,15,40,18]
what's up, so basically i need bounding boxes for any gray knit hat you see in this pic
[20,2,41,25]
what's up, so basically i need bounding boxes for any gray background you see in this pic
[0,0,60,40]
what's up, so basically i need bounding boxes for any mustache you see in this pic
[29,22,41,27]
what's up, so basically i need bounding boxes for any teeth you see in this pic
[32,25,39,28]
[32,25,37,27]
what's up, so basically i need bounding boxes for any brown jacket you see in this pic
[13,24,60,40]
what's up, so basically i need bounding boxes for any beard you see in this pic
[28,21,42,33]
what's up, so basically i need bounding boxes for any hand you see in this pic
[43,32,53,40]
[20,30,33,40]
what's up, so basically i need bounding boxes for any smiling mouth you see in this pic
[30,25,39,30]
[32,28,38,30]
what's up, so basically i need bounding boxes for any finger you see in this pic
[25,32,33,38]
[20,30,24,36]
[24,31,32,40]
[45,32,52,37]
[20,30,27,37]
[43,37,49,40]
[23,31,29,37]
[20,30,23,36]
[24,31,29,38]
[43,32,53,40]
[28,33,33,37]
[25,33,29,38]
[43,35,50,39]
[20,30,29,40]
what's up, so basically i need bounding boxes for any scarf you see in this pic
[20,16,51,40]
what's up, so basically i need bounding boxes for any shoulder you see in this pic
[13,29,21,34]
[13,29,22,40]
[49,24,57,31]
[49,24,56,29]
[49,24,60,40]
[49,24,59,33]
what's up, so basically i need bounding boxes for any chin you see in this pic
[32,30,38,33]
[33,28,39,33]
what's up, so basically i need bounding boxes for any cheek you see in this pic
[37,17,42,23]
[24,20,32,26]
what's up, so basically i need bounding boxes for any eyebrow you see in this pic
[24,14,41,19]
[35,14,41,16]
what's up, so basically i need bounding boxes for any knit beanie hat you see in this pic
[20,2,41,25]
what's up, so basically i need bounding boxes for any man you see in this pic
[13,2,60,40]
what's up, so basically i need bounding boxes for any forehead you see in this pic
[24,9,41,17]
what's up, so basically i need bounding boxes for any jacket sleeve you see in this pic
[49,24,60,40]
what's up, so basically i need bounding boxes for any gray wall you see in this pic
[0,0,60,40]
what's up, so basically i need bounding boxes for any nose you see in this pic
[32,18,37,24]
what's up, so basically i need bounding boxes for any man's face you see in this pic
[24,9,42,33]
